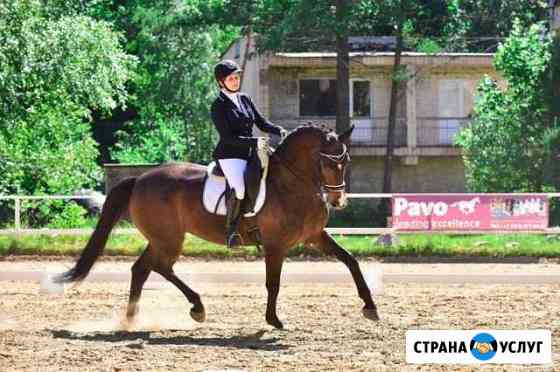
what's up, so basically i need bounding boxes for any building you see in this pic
[221,36,503,192]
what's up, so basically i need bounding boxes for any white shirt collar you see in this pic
[221,89,241,109]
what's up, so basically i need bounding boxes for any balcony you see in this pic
[350,117,407,147]
[273,116,469,149]
[417,117,470,147]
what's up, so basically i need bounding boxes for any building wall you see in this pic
[267,67,497,121]
[264,67,474,192]
[267,67,500,147]
[268,67,407,120]
[349,156,466,193]
[415,70,498,118]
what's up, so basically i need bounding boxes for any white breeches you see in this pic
[218,158,247,199]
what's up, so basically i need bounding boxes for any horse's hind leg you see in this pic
[126,247,153,320]
[154,266,206,323]
[150,241,205,323]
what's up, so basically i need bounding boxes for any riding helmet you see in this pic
[214,59,242,83]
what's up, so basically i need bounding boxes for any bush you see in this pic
[19,200,92,229]
[327,199,388,227]
[46,203,90,229]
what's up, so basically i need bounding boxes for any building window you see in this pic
[350,79,373,144]
[351,80,371,117]
[438,79,464,145]
[299,79,337,116]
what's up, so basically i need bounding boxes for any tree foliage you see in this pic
[106,1,238,164]
[0,0,136,196]
[456,21,556,192]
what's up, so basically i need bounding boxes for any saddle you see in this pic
[208,162,226,178]
[202,148,269,217]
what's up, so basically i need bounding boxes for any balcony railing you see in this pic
[273,117,407,147]
[417,117,470,147]
[350,117,407,147]
[274,116,469,147]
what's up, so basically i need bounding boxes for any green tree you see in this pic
[0,1,136,225]
[99,1,238,164]
[456,0,548,51]
[456,20,556,192]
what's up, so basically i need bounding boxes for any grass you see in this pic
[1,233,560,258]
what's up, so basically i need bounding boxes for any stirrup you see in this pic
[227,232,244,249]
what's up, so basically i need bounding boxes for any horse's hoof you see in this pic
[190,308,206,323]
[362,307,380,321]
[266,316,284,329]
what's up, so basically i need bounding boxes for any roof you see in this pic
[275,52,495,58]
[269,52,496,68]
[219,35,496,68]
[220,38,241,60]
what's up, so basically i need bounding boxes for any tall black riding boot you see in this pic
[225,191,243,248]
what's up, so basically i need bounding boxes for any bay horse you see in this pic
[57,124,379,329]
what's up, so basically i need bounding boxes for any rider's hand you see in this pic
[279,128,288,141]
[256,137,271,153]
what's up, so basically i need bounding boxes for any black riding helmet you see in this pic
[214,60,242,89]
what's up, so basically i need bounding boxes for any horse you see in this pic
[56,123,379,329]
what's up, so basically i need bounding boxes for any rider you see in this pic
[211,59,287,248]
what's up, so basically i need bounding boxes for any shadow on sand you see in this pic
[50,329,290,351]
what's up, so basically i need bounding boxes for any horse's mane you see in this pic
[275,123,337,154]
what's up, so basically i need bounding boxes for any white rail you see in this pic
[0,193,559,236]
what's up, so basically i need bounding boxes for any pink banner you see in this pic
[391,194,548,231]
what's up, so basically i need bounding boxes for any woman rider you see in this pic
[211,59,287,248]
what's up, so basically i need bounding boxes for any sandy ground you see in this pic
[1,259,560,371]
[3,257,560,275]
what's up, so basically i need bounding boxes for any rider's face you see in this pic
[221,72,241,91]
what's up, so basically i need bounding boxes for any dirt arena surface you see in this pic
[3,257,560,275]
[1,260,560,371]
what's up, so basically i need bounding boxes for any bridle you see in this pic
[270,143,349,195]
[318,144,349,193]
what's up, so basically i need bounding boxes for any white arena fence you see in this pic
[1,193,560,236]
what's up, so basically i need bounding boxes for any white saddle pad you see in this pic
[202,170,267,217]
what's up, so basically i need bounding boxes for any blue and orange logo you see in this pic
[470,333,497,361]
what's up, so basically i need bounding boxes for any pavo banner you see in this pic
[392,194,548,231]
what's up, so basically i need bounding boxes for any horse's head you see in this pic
[276,123,354,210]
[318,126,353,209]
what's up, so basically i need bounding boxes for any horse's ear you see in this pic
[338,125,354,145]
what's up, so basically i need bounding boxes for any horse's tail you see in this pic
[55,177,137,283]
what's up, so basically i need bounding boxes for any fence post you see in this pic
[14,198,21,234]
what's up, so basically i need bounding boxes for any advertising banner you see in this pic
[392,194,548,231]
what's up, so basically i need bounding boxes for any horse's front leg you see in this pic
[313,230,379,321]
[264,250,285,329]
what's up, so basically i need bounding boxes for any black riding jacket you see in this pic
[211,91,283,160]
